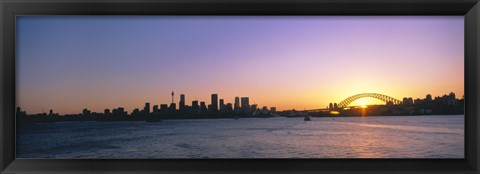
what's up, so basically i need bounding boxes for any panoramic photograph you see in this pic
[16,16,464,158]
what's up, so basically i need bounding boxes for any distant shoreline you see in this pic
[17,114,464,124]
[310,114,464,118]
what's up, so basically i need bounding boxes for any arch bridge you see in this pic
[337,93,402,108]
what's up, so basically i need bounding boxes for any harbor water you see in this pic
[16,115,464,158]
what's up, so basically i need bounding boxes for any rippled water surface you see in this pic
[17,115,464,158]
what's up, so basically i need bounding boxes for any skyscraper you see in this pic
[144,102,150,114]
[211,94,218,112]
[169,103,176,112]
[160,104,168,111]
[226,103,233,111]
[241,97,250,113]
[234,97,240,111]
[200,101,207,112]
[219,99,225,112]
[179,94,186,111]
[192,100,199,110]
[153,105,159,113]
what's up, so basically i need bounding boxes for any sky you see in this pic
[16,16,464,114]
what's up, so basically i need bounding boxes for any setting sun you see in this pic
[349,98,380,108]
[17,16,464,114]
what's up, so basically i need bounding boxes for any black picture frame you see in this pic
[1,0,479,173]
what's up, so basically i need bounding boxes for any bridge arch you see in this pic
[337,93,401,108]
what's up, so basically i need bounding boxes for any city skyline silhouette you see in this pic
[16,16,464,114]
[17,91,463,116]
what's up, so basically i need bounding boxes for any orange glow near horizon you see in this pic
[16,16,464,115]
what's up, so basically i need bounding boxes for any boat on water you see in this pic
[304,116,312,121]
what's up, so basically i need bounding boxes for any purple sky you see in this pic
[16,16,464,114]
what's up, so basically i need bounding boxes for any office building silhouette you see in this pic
[234,97,240,111]
[180,94,186,111]
[144,102,150,114]
[211,94,218,112]
[192,100,199,111]
[241,97,250,113]
[219,99,225,112]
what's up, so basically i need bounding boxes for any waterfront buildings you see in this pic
[211,94,218,112]
[241,97,250,113]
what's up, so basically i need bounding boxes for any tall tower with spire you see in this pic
[169,91,176,111]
